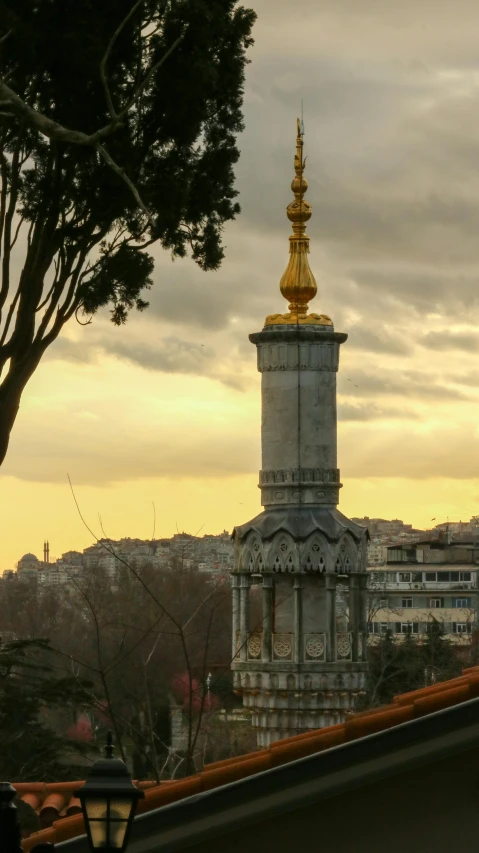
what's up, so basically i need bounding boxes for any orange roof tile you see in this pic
[20,664,479,852]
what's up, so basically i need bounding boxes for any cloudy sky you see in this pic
[3,0,479,567]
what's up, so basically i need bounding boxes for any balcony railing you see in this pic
[369,581,475,591]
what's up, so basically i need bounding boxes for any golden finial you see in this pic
[264,118,333,327]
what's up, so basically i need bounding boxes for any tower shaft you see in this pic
[231,121,369,747]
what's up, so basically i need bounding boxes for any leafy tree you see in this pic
[0,636,95,780]
[365,625,462,707]
[0,0,256,464]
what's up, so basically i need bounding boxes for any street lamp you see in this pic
[75,733,144,852]
[0,782,23,853]
[0,782,54,853]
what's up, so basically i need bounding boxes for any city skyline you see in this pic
[4,511,477,574]
[3,0,479,567]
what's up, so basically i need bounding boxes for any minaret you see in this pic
[231,120,369,747]
[43,540,50,564]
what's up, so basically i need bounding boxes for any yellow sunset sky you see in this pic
[3,0,479,569]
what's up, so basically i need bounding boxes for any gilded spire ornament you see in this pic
[264,118,333,327]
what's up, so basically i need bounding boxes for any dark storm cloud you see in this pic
[338,369,473,401]
[108,29,479,337]
[345,268,479,318]
[347,325,413,355]
[421,331,479,352]
[47,328,251,391]
[101,336,212,375]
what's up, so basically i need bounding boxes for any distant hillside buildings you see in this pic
[4,530,234,586]
[5,519,479,647]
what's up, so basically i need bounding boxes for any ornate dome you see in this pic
[18,553,39,566]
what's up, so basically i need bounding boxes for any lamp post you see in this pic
[75,733,144,852]
[0,782,53,853]
[0,782,23,853]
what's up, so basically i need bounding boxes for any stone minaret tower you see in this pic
[231,120,369,747]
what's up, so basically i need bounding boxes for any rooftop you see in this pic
[20,663,479,851]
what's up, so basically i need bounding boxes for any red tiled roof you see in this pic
[21,665,479,852]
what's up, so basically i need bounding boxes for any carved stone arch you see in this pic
[334,549,344,573]
[301,533,327,572]
[339,532,357,574]
[287,674,296,691]
[255,549,265,572]
[334,533,356,573]
[268,532,296,572]
[242,533,263,572]
[241,548,255,572]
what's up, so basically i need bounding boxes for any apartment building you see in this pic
[367,543,388,566]
[368,539,479,643]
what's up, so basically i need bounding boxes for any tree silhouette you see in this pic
[0,0,255,464]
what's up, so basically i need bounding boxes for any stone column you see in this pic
[349,574,359,660]
[358,572,369,661]
[231,574,240,661]
[293,576,303,663]
[249,326,347,510]
[239,574,250,662]
[262,574,273,662]
[325,573,337,661]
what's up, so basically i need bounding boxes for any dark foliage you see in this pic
[365,622,463,707]
[0,637,95,780]
[0,0,256,463]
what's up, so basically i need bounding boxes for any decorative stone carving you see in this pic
[257,341,340,373]
[236,526,366,574]
[259,468,340,485]
[336,633,352,660]
[259,467,342,508]
[302,535,327,572]
[273,633,293,659]
[247,634,262,659]
[304,633,326,661]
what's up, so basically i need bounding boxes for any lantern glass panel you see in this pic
[89,818,108,848]
[84,797,134,850]
[85,800,108,820]
[109,819,129,848]
[109,800,133,820]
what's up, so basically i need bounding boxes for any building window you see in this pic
[453,598,471,608]
[369,622,391,635]
[459,572,472,582]
[437,572,451,582]
[388,549,403,562]
[424,572,437,582]
[399,572,411,582]
[453,622,472,634]
[397,622,419,634]
[412,572,423,582]
[402,598,413,608]
[379,598,388,608]
[429,598,444,608]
